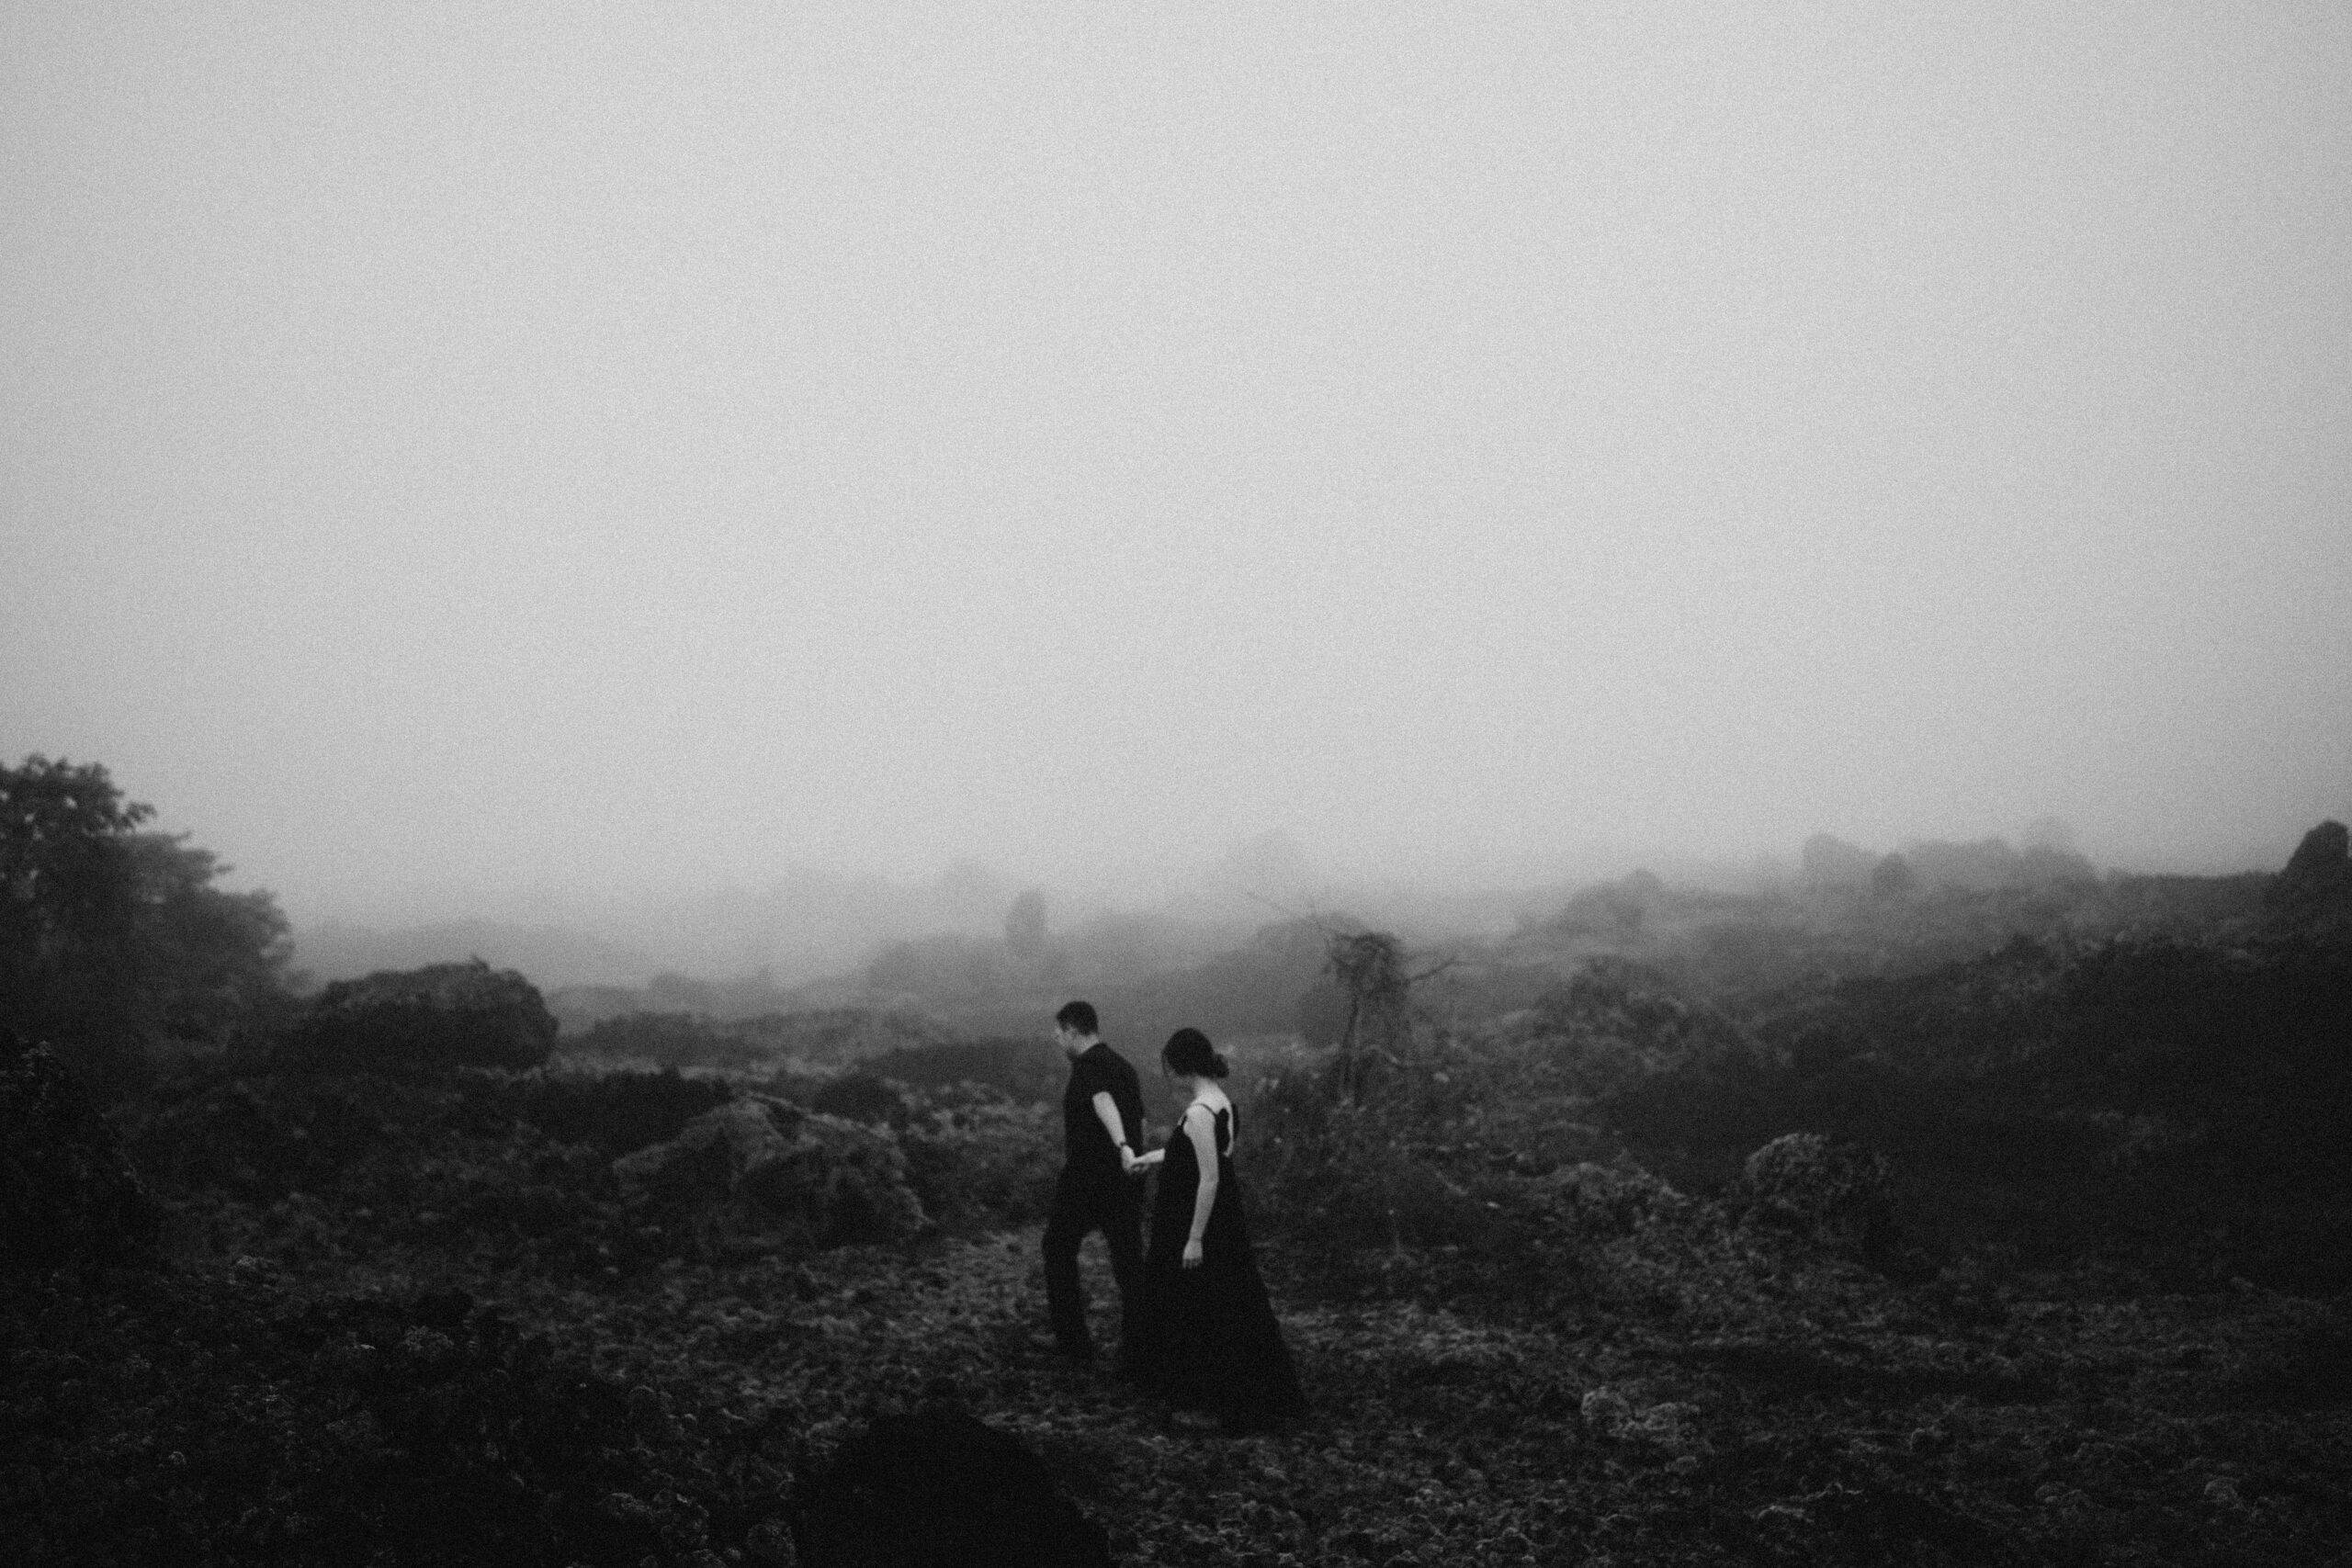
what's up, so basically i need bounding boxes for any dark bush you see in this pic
[811,1072,908,1126]
[1245,1064,1553,1303]
[854,1036,1067,1103]
[0,1030,163,1271]
[0,1273,775,1567]
[513,1068,734,1154]
[567,1010,761,1070]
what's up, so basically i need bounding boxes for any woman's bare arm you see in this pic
[1182,1103,1218,1266]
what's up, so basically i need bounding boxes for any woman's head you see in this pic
[1161,1027,1228,1080]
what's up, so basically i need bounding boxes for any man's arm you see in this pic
[1091,1090,1136,1171]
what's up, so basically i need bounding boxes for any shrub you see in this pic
[810,1072,908,1126]
[1246,1065,1533,1299]
[0,1275,778,1566]
[0,1030,163,1270]
[853,1036,1066,1104]
[510,1068,734,1155]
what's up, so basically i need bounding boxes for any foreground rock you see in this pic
[280,959,557,1073]
[614,1095,929,1247]
[790,1395,1112,1567]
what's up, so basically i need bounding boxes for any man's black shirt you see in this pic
[1061,1042,1145,1184]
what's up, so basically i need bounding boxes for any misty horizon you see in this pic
[277,812,2330,995]
[7,6,2346,941]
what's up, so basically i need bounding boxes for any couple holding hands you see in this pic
[1042,1000,1306,1434]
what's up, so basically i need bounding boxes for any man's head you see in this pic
[1053,999,1100,1056]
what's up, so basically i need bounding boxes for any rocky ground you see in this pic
[496,1232,2352,1566]
[10,881,2351,1565]
[21,1185,2335,1567]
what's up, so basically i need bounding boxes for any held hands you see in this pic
[1119,1144,1164,1176]
[1182,1237,1204,1269]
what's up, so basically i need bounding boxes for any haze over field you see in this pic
[6,4,2348,942]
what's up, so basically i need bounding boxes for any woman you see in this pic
[1122,1027,1306,1432]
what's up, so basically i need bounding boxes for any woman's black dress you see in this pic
[1127,1103,1306,1429]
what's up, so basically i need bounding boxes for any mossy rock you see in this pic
[1737,1132,1893,1256]
[614,1097,929,1249]
[281,960,556,1074]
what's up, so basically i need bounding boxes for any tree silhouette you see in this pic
[1002,887,1048,965]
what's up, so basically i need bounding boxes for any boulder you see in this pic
[790,1395,1112,1568]
[741,1112,928,1246]
[282,960,557,1073]
[1,1030,163,1270]
[612,1095,797,1185]
[2282,819,2349,879]
[609,1106,739,1201]
[1737,1132,1893,1256]
[2267,819,2351,914]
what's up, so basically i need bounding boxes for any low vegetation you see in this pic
[4,755,2348,1563]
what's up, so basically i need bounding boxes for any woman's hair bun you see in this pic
[1161,1026,1228,1078]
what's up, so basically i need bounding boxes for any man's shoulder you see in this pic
[1075,1043,1136,1085]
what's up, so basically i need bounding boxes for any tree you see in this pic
[1871,852,1917,901]
[1325,931,1408,1103]
[122,832,295,1043]
[1002,887,1048,965]
[2,756,151,956]
[1801,833,1876,887]
[1,755,293,1089]
[1,756,153,1055]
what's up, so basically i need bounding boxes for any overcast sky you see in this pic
[6,2,2347,925]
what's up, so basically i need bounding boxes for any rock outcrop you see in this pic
[2282,819,2348,880]
[613,1096,928,1247]
[280,960,557,1073]
[2267,819,2351,916]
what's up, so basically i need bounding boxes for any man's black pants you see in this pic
[1042,1169,1143,1360]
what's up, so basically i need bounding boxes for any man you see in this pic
[1041,999,1147,1365]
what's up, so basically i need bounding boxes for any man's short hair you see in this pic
[1054,1000,1098,1036]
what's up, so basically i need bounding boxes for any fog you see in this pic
[6,4,2347,968]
